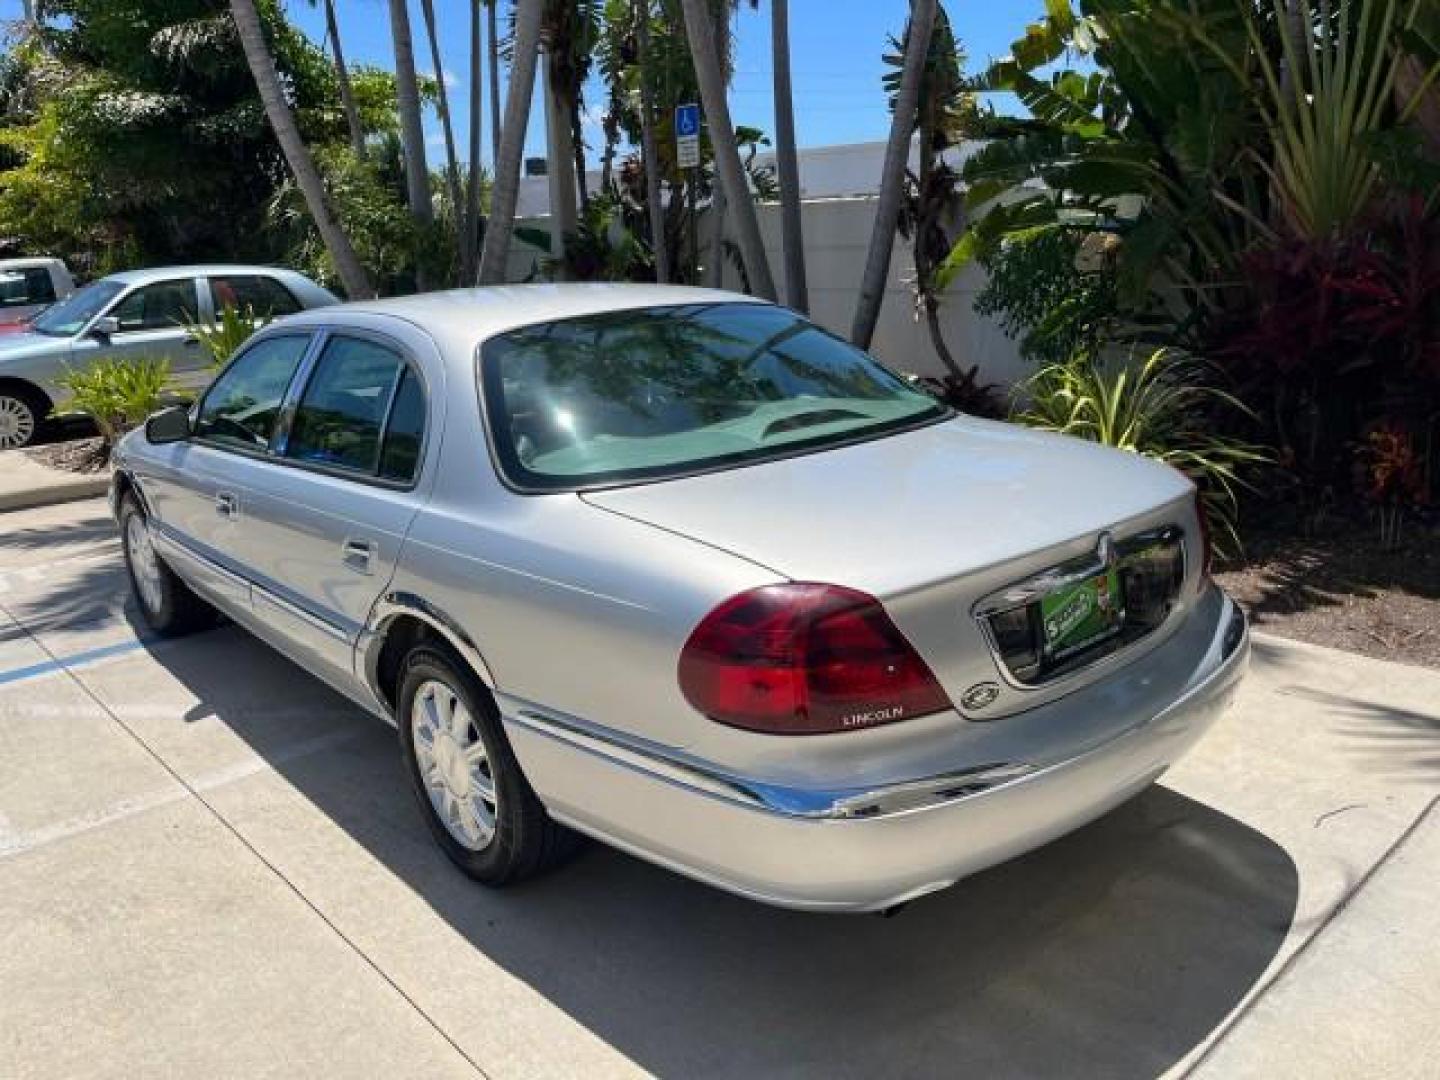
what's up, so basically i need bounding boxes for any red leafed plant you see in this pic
[1356,423,1429,549]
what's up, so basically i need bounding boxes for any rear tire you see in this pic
[119,493,214,636]
[397,645,577,885]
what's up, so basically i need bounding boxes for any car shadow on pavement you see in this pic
[149,627,1299,1080]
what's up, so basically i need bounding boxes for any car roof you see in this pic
[282,283,769,352]
[101,264,310,286]
[0,257,64,270]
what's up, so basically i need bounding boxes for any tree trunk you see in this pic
[419,0,464,237]
[230,0,373,299]
[462,0,484,283]
[851,0,934,348]
[771,0,807,313]
[387,0,434,291]
[478,0,544,285]
[636,0,669,284]
[323,0,366,160]
[679,0,775,300]
[708,186,725,287]
[542,45,579,271]
[488,0,502,166]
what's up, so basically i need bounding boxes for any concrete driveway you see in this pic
[1,497,1436,1079]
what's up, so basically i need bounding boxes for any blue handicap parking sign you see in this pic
[675,104,700,138]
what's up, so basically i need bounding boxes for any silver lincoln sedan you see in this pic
[110,285,1249,912]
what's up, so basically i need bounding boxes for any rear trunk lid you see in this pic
[582,415,1202,721]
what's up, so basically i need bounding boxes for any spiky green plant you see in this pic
[57,356,172,447]
[1014,348,1268,556]
[186,303,271,368]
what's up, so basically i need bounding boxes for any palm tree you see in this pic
[851,0,935,348]
[541,36,579,264]
[419,0,465,232]
[679,0,776,300]
[321,0,366,160]
[479,0,545,285]
[462,0,484,283]
[635,0,670,283]
[387,0,434,290]
[488,0,502,166]
[229,0,374,299]
[770,0,806,313]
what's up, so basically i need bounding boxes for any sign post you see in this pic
[674,103,700,169]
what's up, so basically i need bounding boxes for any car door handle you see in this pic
[342,538,377,575]
[215,491,239,519]
[183,336,201,347]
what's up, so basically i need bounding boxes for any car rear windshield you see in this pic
[480,302,946,492]
[32,280,123,336]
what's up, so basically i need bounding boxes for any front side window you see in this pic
[209,275,301,317]
[285,336,421,480]
[481,303,946,491]
[195,335,311,451]
[110,280,198,332]
[31,280,123,336]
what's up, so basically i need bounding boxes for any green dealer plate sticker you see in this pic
[1040,569,1122,656]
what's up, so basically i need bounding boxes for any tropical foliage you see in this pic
[185,302,273,368]
[1014,348,1268,555]
[56,356,172,446]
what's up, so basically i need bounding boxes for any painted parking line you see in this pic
[0,638,150,686]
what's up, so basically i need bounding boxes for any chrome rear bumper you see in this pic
[502,591,1249,912]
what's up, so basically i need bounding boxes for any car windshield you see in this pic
[31,280,123,337]
[481,302,947,491]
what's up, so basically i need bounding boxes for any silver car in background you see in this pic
[0,263,336,448]
[111,284,1249,912]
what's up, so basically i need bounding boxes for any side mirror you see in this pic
[90,316,120,338]
[144,405,192,445]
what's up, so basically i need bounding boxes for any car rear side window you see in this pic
[195,335,311,452]
[0,268,55,308]
[285,336,424,482]
[209,275,302,317]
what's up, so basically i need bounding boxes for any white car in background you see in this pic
[0,257,74,329]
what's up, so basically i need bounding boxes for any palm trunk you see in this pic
[636,0,669,284]
[771,0,807,313]
[462,0,484,283]
[323,0,366,160]
[487,0,502,166]
[230,0,373,299]
[851,0,934,348]
[542,45,579,270]
[478,0,544,285]
[708,187,725,287]
[387,0,434,291]
[419,0,464,238]
[679,0,776,300]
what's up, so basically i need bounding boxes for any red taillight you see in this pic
[1194,490,1213,579]
[677,583,952,735]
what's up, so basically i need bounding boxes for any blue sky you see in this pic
[1,1,1050,167]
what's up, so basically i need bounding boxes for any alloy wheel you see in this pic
[124,514,164,615]
[411,678,499,851]
[0,394,36,449]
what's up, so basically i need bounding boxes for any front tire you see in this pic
[0,386,43,449]
[119,493,214,636]
[397,646,575,885]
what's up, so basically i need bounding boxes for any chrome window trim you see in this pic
[972,524,1190,691]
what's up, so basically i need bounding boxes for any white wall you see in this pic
[504,194,1027,391]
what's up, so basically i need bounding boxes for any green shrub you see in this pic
[1013,348,1268,557]
[57,357,172,446]
[187,303,272,368]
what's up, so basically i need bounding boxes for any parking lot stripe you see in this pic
[0,638,149,685]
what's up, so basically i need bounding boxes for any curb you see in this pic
[0,473,110,514]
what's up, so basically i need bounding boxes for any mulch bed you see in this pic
[1215,522,1440,671]
[23,436,110,474]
